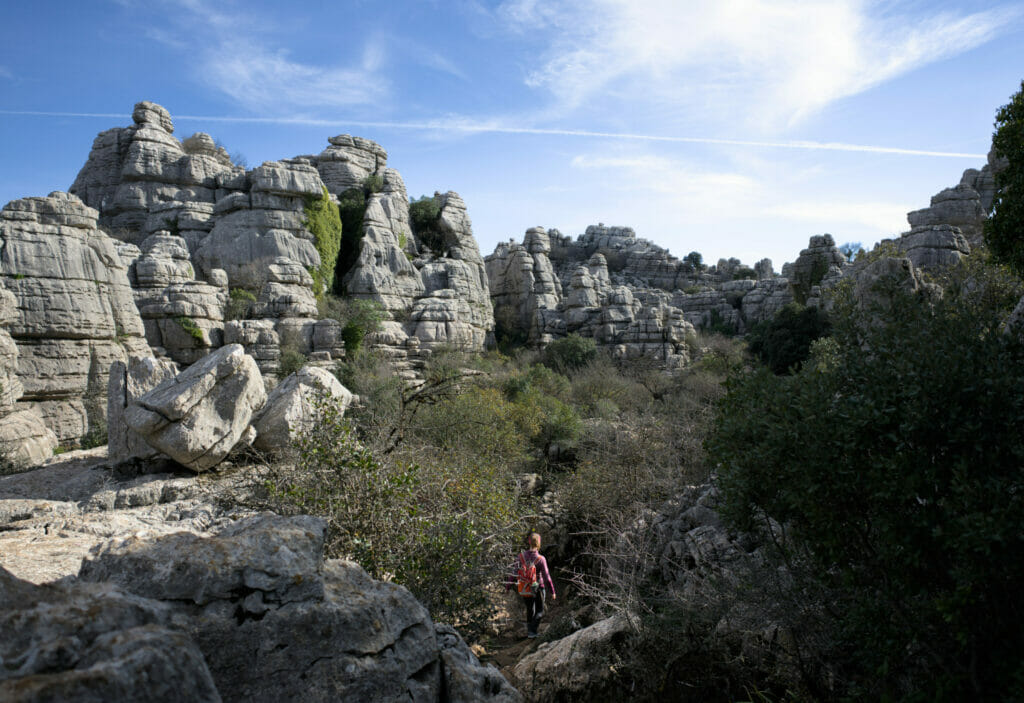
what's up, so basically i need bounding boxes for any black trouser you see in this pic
[522,589,545,635]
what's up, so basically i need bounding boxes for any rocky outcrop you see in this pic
[786,234,847,305]
[125,344,265,471]
[486,224,794,363]
[0,280,57,468]
[252,365,353,452]
[0,565,222,703]
[0,192,151,444]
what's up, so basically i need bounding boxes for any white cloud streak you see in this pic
[140,0,388,112]
[0,110,987,159]
[498,0,1020,129]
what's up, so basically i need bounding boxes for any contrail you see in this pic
[0,109,987,159]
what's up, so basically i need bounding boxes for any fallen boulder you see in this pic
[125,344,265,471]
[252,365,353,452]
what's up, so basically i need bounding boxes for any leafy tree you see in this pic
[838,241,862,263]
[708,266,1024,701]
[985,80,1024,275]
[684,251,704,271]
[746,302,831,374]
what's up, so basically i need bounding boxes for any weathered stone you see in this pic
[125,344,266,471]
[0,192,151,444]
[107,356,180,465]
[252,366,353,452]
[0,566,221,703]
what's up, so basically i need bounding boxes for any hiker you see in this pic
[506,531,556,638]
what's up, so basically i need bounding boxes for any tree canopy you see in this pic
[984,80,1024,275]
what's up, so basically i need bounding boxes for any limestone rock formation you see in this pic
[252,365,353,452]
[486,224,793,363]
[787,234,847,305]
[125,344,265,471]
[512,614,631,702]
[0,566,222,703]
[0,191,151,444]
[107,355,180,466]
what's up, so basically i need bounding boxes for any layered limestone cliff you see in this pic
[0,192,151,445]
[68,102,493,377]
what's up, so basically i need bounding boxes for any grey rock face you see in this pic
[73,513,517,703]
[895,225,971,271]
[788,234,847,305]
[0,566,221,703]
[252,365,353,452]
[107,355,180,465]
[0,191,151,444]
[125,344,266,471]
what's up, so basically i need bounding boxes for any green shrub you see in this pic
[733,265,757,280]
[746,302,831,374]
[303,185,343,298]
[333,188,368,294]
[277,345,307,378]
[708,267,1024,700]
[409,195,446,253]
[225,287,257,320]
[542,333,598,374]
[684,251,704,271]
[265,393,520,632]
[80,417,107,450]
[362,173,384,193]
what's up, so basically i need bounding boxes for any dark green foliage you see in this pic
[277,345,307,378]
[409,195,446,253]
[334,188,367,294]
[302,185,343,298]
[708,269,1024,701]
[362,173,384,194]
[685,251,704,270]
[732,266,756,280]
[319,295,385,359]
[542,333,598,373]
[80,417,107,450]
[225,287,257,320]
[985,79,1024,275]
[706,308,737,335]
[746,302,831,374]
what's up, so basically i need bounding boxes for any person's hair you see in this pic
[528,532,541,549]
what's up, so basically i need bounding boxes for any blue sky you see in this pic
[2,0,1023,267]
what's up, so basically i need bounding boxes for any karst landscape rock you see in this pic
[1,97,1021,702]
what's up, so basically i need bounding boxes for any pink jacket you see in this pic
[505,549,555,597]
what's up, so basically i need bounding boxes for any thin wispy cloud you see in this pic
[498,0,1019,130]
[0,110,987,159]
[137,0,388,112]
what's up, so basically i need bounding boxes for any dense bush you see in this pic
[542,333,598,373]
[302,186,343,297]
[984,80,1024,275]
[409,195,446,253]
[277,344,307,378]
[225,287,256,320]
[265,393,520,632]
[746,302,831,374]
[708,264,1024,701]
[318,295,385,358]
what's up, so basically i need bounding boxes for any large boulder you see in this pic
[125,344,265,471]
[252,365,353,452]
[107,355,180,465]
[76,514,519,703]
[0,565,221,702]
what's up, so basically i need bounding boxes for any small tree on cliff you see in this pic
[985,80,1024,274]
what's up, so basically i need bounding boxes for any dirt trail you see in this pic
[478,592,567,681]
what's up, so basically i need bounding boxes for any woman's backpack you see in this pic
[516,552,540,597]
